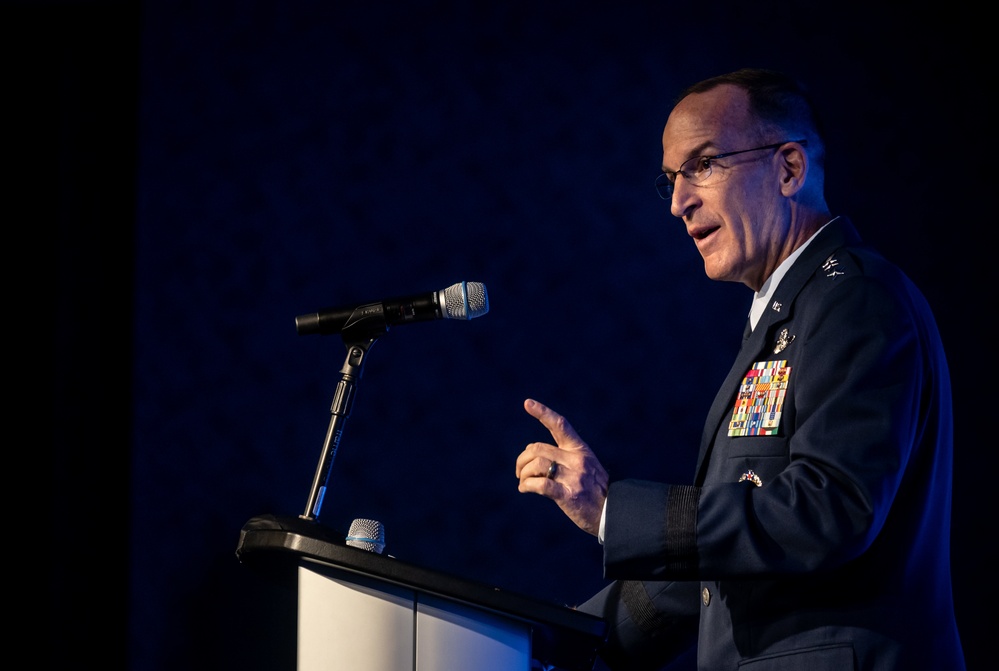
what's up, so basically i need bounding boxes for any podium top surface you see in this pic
[236,513,607,670]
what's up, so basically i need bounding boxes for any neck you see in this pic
[749,209,832,293]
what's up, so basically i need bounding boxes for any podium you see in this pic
[238,300,606,668]
[236,514,607,670]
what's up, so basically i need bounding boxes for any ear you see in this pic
[777,141,808,197]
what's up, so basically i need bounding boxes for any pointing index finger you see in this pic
[524,398,583,449]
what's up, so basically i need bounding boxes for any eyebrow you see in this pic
[661,140,719,173]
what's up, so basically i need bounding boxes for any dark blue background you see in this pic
[28,2,989,669]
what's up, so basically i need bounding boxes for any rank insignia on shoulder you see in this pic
[738,470,763,487]
[822,254,845,279]
[774,328,795,354]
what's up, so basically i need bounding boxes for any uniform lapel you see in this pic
[693,318,771,483]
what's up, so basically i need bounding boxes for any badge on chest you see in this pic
[728,359,791,436]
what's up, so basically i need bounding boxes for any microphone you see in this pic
[345,518,385,554]
[295,280,489,336]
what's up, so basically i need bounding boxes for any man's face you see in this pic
[661,84,789,292]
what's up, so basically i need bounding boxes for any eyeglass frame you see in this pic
[655,139,808,200]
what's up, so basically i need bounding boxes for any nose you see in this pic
[669,174,697,219]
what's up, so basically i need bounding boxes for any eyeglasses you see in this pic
[655,139,807,200]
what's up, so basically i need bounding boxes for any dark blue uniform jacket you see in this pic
[581,217,965,671]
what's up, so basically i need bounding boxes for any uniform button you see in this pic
[701,587,711,606]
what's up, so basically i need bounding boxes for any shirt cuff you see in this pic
[598,496,607,544]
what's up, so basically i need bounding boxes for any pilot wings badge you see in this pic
[774,328,795,354]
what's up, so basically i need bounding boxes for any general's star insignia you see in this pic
[822,254,845,278]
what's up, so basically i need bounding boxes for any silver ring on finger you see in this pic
[546,461,559,479]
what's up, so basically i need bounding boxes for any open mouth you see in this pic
[690,225,720,241]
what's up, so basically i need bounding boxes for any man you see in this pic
[515,69,965,670]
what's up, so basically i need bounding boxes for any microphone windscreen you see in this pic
[345,518,385,554]
[441,281,489,320]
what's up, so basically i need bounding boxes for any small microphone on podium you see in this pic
[345,518,386,554]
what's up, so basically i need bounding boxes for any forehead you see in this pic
[662,84,753,162]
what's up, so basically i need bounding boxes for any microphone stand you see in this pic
[300,318,386,522]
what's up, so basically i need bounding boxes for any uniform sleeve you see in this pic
[575,579,699,670]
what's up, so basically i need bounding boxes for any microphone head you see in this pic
[440,281,489,320]
[345,518,385,554]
